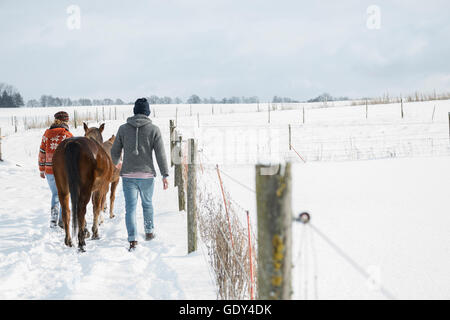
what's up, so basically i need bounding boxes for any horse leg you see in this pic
[109,180,118,219]
[61,193,72,247]
[102,188,108,213]
[100,187,108,222]
[92,190,102,240]
[77,194,90,252]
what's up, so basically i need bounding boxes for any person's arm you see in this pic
[38,132,47,178]
[111,127,123,166]
[153,127,169,190]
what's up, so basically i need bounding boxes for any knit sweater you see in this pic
[111,115,169,178]
[38,127,73,175]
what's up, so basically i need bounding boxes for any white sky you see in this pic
[1,0,449,101]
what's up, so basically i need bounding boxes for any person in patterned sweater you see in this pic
[38,111,73,228]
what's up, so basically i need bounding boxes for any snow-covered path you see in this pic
[0,129,216,299]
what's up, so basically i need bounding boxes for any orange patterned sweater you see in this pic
[38,127,73,175]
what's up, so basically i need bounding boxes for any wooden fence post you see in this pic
[14,116,17,133]
[174,135,186,211]
[74,110,77,129]
[187,138,198,253]
[255,163,292,300]
[197,112,200,128]
[288,124,292,150]
[169,120,176,167]
[365,100,368,119]
[401,98,404,119]
[0,128,3,161]
[302,107,305,124]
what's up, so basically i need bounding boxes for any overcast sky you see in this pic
[1,0,449,102]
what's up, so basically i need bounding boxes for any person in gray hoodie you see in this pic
[111,98,169,251]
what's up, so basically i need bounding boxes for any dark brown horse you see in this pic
[101,135,120,222]
[53,123,114,251]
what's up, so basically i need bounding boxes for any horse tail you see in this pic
[64,142,81,239]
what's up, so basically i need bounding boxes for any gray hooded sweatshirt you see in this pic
[111,114,169,178]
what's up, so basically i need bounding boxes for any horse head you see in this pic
[83,122,105,144]
[107,134,115,144]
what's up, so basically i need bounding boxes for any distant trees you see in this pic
[272,96,299,103]
[187,94,201,104]
[145,94,261,104]
[0,83,24,108]
[27,95,129,107]
[148,95,173,104]
[307,93,349,103]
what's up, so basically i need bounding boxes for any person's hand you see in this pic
[115,162,122,170]
[40,172,45,179]
[162,177,169,190]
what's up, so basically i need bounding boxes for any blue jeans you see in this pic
[46,174,62,222]
[122,178,155,242]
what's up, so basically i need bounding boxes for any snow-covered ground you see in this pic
[0,100,449,299]
[0,125,216,300]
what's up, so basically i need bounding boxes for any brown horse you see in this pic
[101,135,120,222]
[53,123,114,251]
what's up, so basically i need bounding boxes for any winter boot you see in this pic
[129,241,138,251]
[145,233,155,241]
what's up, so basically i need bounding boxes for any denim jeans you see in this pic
[122,178,155,242]
[46,174,62,222]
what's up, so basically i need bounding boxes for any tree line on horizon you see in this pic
[0,83,24,108]
[1,81,351,108]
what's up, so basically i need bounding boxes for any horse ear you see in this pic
[99,123,105,133]
[83,122,88,132]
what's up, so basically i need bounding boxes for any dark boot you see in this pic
[129,241,138,251]
[145,233,155,241]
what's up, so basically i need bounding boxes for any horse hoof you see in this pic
[110,214,115,219]
[78,247,86,253]
[91,235,100,240]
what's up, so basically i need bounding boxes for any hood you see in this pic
[126,114,152,128]
[126,114,152,156]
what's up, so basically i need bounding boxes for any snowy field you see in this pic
[0,100,449,299]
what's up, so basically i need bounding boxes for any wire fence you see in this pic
[178,140,258,300]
